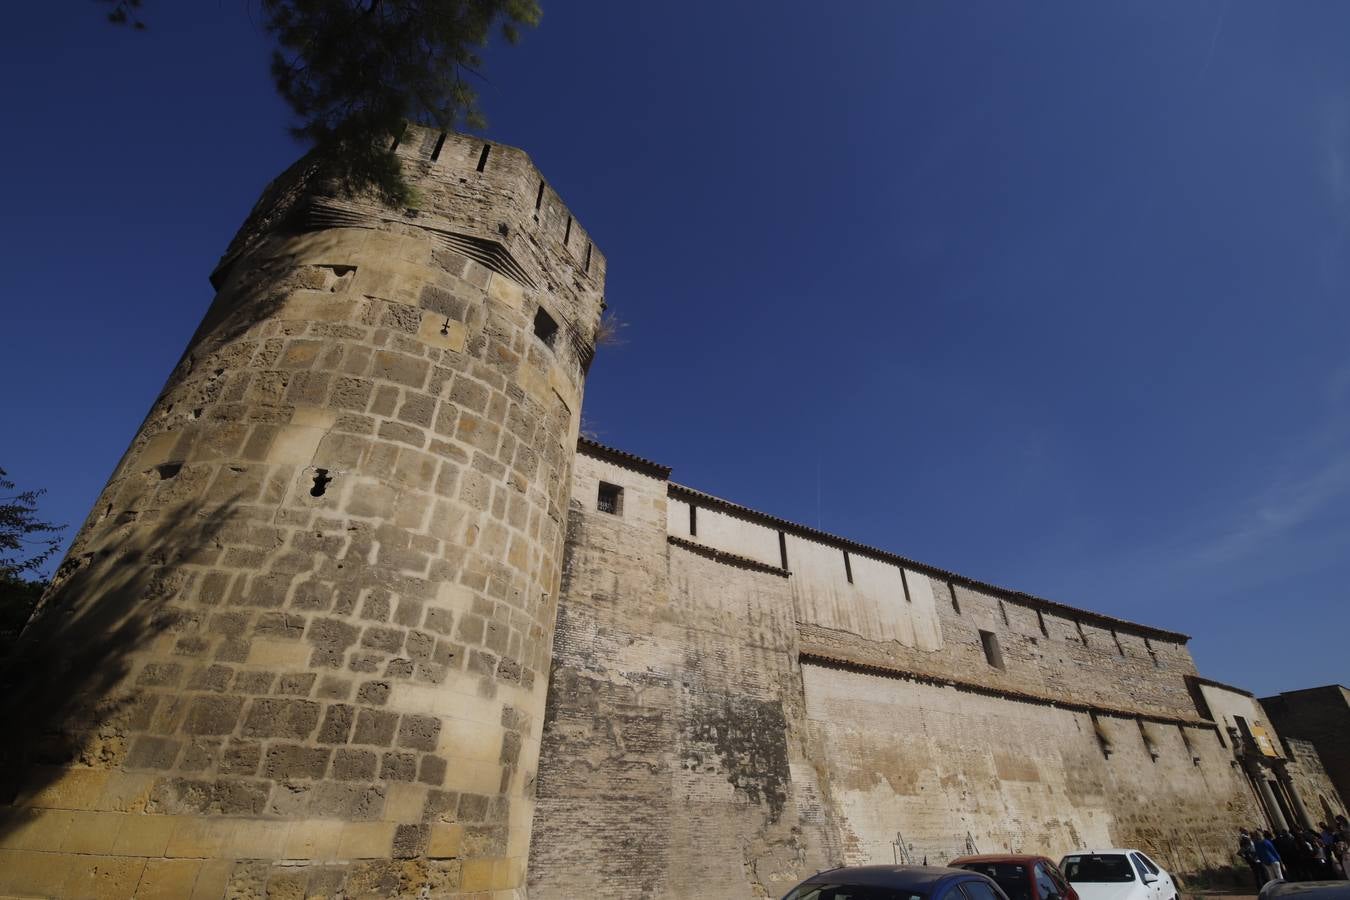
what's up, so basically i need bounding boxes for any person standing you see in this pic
[1305,829,1331,881]
[1256,830,1285,885]
[1239,829,1264,889]
[1276,829,1302,881]
[1330,838,1348,880]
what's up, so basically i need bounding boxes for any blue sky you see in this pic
[1,2,1346,695]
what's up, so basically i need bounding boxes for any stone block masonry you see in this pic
[0,127,605,898]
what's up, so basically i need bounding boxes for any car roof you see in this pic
[951,855,1049,865]
[804,865,988,889]
[1062,849,1143,856]
[1260,882,1350,900]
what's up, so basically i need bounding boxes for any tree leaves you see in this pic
[261,0,542,205]
[101,0,148,30]
[0,468,65,581]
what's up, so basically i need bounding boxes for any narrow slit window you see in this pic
[979,630,1005,669]
[999,600,1010,626]
[1112,630,1125,656]
[564,215,573,246]
[949,581,961,614]
[1076,620,1089,645]
[535,179,546,211]
[1037,609,1049,637]
[476,143,491,172]
[431,131,447,161]
[584,241,593,273]
[778,531,788,570]
[533,307,559,349]
[689,504,698,537]
[900,568,912,603]
[597,481,623,516]
[843,550,853,584]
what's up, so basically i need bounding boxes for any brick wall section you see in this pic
[528,453,836,899]
[1262,686,1350,817]
[0,127,604,898]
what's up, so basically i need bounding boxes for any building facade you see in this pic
[527,441,1346,899]
[0,133,1343,898]
[1262,686,1350,825]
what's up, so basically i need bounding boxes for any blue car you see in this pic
[783,865,1015,900]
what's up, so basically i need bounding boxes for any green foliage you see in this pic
[0,469,63,654]
[262,0,542,206]
[0,469,64,582]
[100,0,148,29]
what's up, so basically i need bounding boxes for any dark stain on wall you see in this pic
[682,692,791,823]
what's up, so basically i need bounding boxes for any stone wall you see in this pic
[801,662,1255,874]
[532,443,1271,897]
[0,128,604,899]
[1262,686,1350,817]
[528,446,836,899]
[1282,738,1348,826]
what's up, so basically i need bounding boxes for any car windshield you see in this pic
[782,885,928,900]
[1061,855,1134,883]
[953,864,1031,900]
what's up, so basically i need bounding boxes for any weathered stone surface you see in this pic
[0,126,604,897]
[525,444,1332,899]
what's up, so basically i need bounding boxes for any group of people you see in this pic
[1238,817,1350,888]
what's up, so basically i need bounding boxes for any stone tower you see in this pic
[0,127,605,898]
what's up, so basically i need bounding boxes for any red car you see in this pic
[950,855,1081,900]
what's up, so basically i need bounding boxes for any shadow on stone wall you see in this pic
[0,498,238,834]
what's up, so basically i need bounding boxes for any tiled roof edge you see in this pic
[667,535,789,577]
[1187,674,1257,699]
[670,481,1190,644]
[801,650,1212,729]
[577,437,672,478]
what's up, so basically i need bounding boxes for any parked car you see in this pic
[782,865,1013,900]
[950,854,1081,900]
[1258,881,1350,900]
[1059,849,1177,900]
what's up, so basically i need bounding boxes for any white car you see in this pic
[1059,849,1177,900]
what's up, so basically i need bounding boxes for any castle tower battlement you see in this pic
[0,127,605,898]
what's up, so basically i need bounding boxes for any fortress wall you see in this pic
[668,489,1199,719]
[529,455,835,899]
[801,662,1259,876]
[668,497,783,569]
[533,447,1266,896]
